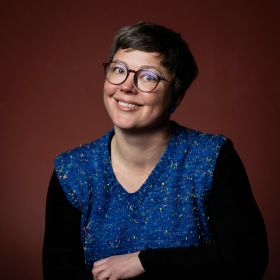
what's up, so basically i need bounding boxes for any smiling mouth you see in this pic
[118,100,143,108]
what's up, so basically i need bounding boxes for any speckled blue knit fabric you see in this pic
[55,122,226,270]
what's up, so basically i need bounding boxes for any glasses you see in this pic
[103,61,168,93]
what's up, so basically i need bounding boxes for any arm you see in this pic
[138,140,268,279]
[44,140,268,279]
[42,172,93,280]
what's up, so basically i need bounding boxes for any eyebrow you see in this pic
[113,60,163,74]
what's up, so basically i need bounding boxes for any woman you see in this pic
[43,22,268,279]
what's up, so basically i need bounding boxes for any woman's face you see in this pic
[103,49,174,132]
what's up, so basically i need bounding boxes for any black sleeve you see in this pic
[138,140,269,279]
[42,172,93,280]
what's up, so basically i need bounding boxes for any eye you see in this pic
[110,63,126,75]
[138,70,158,83]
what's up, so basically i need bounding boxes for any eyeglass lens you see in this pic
[105,62,160,92]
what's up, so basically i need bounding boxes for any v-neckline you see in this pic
[102,124,178,202]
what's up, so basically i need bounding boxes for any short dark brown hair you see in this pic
[108,21,198,103]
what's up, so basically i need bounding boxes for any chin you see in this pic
[113,118,169,134]
[113,120,140,131]
[108,108,170,132]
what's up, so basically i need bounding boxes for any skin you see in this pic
[92,49,175,279]
[103,49,174,134]
[92,252,144,280]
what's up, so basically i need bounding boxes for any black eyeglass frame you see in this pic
[103,62,169,93]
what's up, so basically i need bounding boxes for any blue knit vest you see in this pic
[55,122,226,270]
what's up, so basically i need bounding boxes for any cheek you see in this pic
[103,81,116,97]
[103,91,112,117]
[153,89,172,110]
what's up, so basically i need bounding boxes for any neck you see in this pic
[111,122,172,169]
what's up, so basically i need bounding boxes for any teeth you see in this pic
[118,101,141,108]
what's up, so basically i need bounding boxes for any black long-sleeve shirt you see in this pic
[43,140,268,279]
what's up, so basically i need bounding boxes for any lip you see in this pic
[114,98,143,111]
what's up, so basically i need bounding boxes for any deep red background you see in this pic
[1,1,279,279]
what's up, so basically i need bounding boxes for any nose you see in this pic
[120,72,137,94]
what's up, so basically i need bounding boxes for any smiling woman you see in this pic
[43,22,268,280]
[103,49,174,133]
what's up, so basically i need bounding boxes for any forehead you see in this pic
[113,49,169,74]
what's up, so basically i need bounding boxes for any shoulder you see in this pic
[53,130,113,209]
[212,139,250,190]
[55,130,113,175]
[55,130,112,166]
[172,121,227,153]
